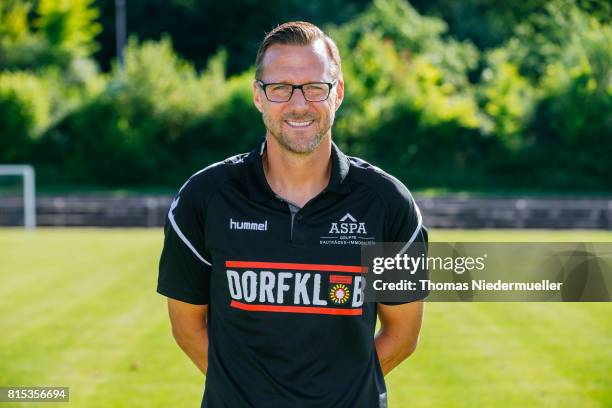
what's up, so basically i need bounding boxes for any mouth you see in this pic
[284,119,315,129]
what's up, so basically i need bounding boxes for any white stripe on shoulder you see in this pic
[168,197,212,266]
[397,203,423,256]
[361,159,424,254]
[171,160,231,266]
[178,160,226,193]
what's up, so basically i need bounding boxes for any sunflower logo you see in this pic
[329,284,350,304]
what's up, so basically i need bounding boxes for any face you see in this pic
[253,40,344,154]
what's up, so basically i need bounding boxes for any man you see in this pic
[158,21,427,408]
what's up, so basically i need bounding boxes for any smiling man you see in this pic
[158,21,428,408]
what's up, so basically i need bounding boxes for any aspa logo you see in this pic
[320,213,375,246]
[329,213,367,234]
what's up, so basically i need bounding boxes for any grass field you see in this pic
[0,229,611,407]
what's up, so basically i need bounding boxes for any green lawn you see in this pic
[0,229,610,407]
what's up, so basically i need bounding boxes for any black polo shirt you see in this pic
[158,138,427,408]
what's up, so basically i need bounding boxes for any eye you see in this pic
[304,83,326,91]
[270,84,291,92]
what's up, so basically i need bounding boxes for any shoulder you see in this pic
[176,152,250,201]
[346,155,424,243]
[347,155,416,206]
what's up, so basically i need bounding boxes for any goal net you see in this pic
[0,165,36,229]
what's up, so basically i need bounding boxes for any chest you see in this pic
[203,190,386,313]
[205,190,385,263]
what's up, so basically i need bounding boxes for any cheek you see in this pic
[262,106,282,121]
[317,104,334,122]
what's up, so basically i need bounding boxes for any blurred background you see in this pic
[0,0,610,193]
[0,1,611,407]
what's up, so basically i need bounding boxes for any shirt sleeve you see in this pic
[157,178,212,305]
[382,180,429,304]
[384,181,424,247]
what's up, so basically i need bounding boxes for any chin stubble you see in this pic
[262,111,332,154]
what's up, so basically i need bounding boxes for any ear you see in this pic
[253,81,263,113]
[334,77,344,111]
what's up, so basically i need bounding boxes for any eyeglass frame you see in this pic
[256,79,338,103]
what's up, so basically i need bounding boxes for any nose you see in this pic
[288,87,309,109]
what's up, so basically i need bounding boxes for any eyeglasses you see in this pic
[257,80,337,103]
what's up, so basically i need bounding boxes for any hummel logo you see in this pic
[230,218,268,231]
[329,213,366,234]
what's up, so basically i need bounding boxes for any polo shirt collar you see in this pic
[246,137,351,202]
[327,141,351,194]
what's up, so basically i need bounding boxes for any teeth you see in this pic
[286,120,313,127]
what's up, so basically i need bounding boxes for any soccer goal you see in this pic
[0,165,36,229]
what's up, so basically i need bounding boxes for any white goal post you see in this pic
[0,165,36,230]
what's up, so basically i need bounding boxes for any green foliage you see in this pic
[0,1,31,41]
[114,36,226,138]
[331,0,478,90]
[328,0,485,188]
[500,0,608,84]
[0,0,101,70]
[0,71,53,162]
[35,0,101,57]
[36,37,261,185]
[523,10,612,189]
[534,8,611,146]
[478,49,536,149]
[1,0,610,191]
[0,1,54,70]
[178,70,263,171]
[93,0,371,73]
[409,0,549,50]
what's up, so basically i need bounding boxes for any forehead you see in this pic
[260,40,332,82]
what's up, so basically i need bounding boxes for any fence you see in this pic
[2,195,612,229]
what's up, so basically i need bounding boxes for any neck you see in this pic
[263,134,332,208]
